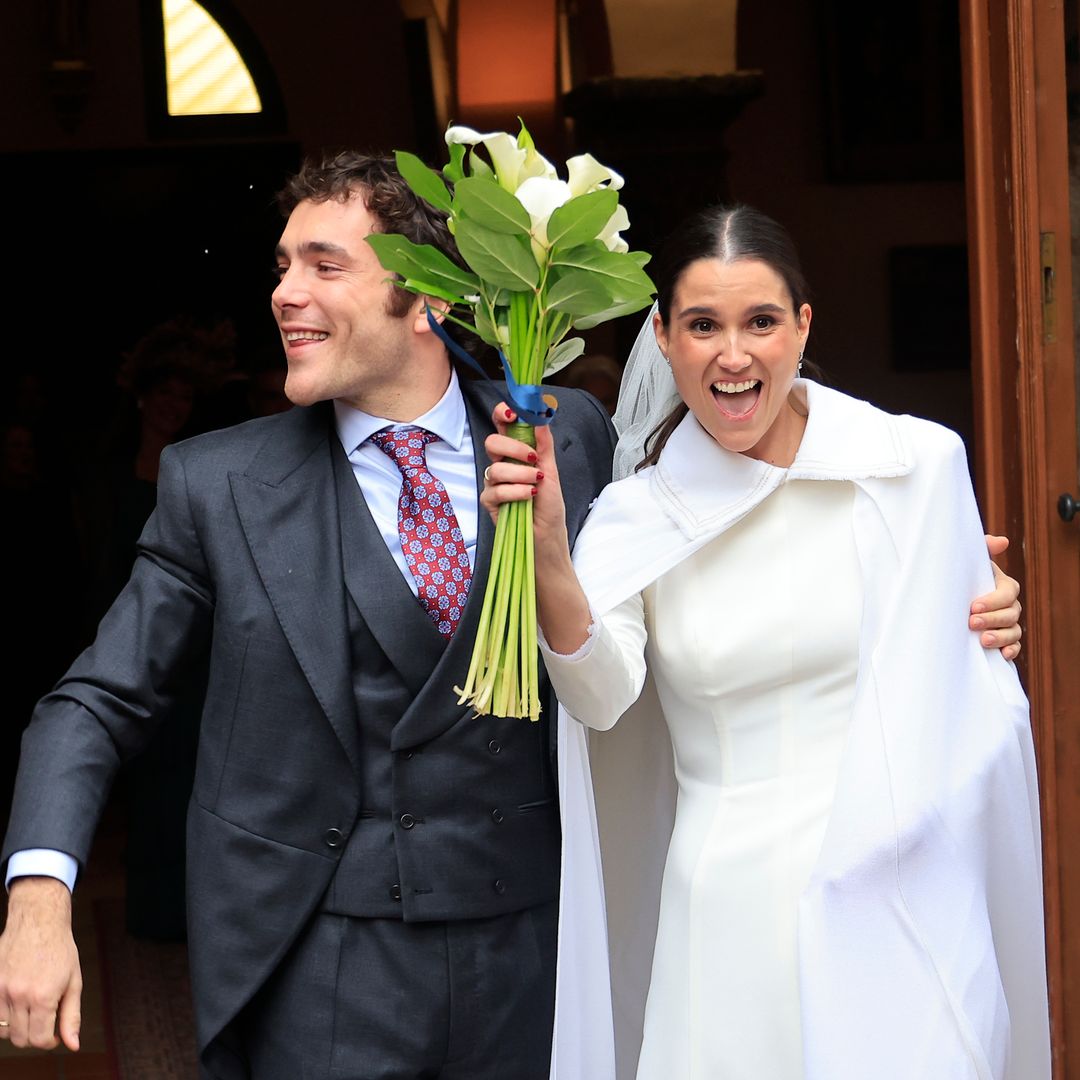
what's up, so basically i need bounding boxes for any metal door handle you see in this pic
[1059,493,1078,522]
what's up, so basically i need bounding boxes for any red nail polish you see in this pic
[531,487,538,496]
[536,472,544,481]
[504,408,514,419]
[527,452,538,463]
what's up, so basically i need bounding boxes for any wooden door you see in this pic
[961,0,1080,1075]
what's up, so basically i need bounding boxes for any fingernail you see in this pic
[504,408,514,419]
[982,632,996,646]
[527,452,538,463]
[971,616,985,629]
[531,487,538,496]
[971,602,986,614]
[536,471,544,481]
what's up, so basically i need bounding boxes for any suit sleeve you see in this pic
[2,444,216,868]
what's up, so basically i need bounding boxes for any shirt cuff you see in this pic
[6,849,78,893]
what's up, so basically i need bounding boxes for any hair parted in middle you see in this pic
[639,204,815,470]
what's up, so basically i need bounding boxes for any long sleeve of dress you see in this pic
[539,592,648,731]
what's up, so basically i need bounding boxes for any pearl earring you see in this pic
[797,350,804,375]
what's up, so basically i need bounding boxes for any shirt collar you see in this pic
[334,368,467,455]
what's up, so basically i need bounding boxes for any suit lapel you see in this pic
[228,405,361,775]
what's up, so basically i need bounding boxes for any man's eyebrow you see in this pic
[274,240,352,259]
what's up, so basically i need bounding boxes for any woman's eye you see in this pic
[271,265,287,280]
[750,315,775,330]
[690,319,714,333]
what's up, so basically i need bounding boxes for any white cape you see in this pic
[549,382,1049,1080]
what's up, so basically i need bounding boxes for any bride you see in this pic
[482,205,1049,1080]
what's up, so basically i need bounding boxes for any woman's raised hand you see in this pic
[481,403,570,557]
[481,402,593,654]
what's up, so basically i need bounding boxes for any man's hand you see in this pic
[975,534,1022,661]
[0,877,82,1051]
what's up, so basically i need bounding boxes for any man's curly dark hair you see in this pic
[277,151,465,321]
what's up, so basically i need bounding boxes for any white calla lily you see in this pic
[599,204,631,253]
[445,125,553,194]
[566,153,625,196]
[514,176,572,261]
[520,145,558,184]
[444,124,489,146]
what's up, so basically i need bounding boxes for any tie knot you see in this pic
[369,426,439,473]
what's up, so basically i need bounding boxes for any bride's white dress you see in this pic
[554,477,861,1080]
[546,385,1048,1080]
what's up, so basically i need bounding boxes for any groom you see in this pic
[0,152,1022,1079]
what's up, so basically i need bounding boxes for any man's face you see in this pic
[272,192,416,411]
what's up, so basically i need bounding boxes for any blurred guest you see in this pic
[79,318,233,941]
[559,352,623,415]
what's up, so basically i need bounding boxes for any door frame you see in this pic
[961,0,1080,1074]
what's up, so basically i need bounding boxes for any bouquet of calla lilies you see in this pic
[367,121,654,720]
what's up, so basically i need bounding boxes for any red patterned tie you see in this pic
[370,427,472,638]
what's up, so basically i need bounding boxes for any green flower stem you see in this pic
[458,369,544,720]
[523,497,540,717]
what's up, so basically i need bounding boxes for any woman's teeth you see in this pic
[286,331,329,341]
[712,379,760,394]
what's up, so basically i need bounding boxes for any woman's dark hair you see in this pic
[639,204,813,470]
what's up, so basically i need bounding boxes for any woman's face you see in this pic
[655,257,811,467]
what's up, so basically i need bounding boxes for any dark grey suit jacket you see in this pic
[2,375,616,1071]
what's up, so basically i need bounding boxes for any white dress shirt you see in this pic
[333,368,479,591]
[7,372,480,891]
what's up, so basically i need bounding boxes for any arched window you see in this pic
[162,0,261,116]
[142,0,284,136]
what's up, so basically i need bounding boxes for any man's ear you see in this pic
[414,297,450,335]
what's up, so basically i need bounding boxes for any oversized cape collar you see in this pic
[573,379,914,616]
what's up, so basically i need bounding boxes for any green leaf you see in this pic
[545,268,614,316]
[443,142,467,184]
[365,234,480,295]
[572,294,655,330]
[543,336,586,377]
[453,177,532,236]
[627,250,652,268]
[473,306,503,349]
[545,190,619,252]
[517,119,535,152]
[551,241,656,301]
[469,149,494,178]
[395,150,452,213]
[401,278,467,305]
[454,220,539,291]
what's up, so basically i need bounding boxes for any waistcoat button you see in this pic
[399,813,416,829]
[491,808,504,824]
[390,884,402,901]
[324,828,344,848]
[488,739,502,754]
[493,878,506,895]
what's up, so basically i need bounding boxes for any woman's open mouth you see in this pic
[711,378,761,420]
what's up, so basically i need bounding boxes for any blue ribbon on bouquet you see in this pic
[426,306,557,427]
